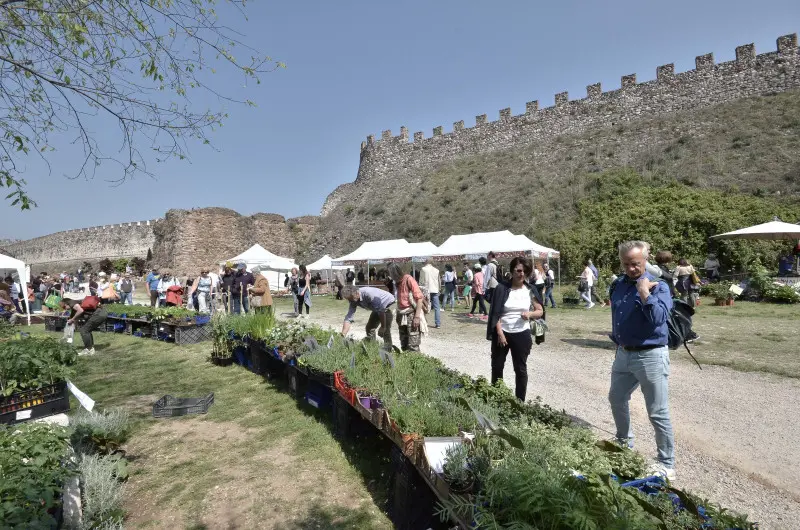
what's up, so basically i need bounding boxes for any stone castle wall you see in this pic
[5,208,320,276]
[320,34,800,216]
[6,220,159,274]
[151,208,318,275]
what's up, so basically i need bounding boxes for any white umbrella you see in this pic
[710,219,800,240]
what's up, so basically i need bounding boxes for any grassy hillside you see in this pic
[310,89,800,261]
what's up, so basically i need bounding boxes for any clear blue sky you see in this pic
[3,0,799,240]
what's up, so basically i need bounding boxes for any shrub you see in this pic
[71,407,131,455]
[0,423,72,527]
[78,453,126,529]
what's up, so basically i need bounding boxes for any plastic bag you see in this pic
[45,293,61,310]
[62,323,75,344]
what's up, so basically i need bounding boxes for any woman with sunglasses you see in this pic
[486,256,544,401]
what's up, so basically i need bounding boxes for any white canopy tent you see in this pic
[710,219,800,240]
[331,239,410,266]
[511,234,560,258]
[405,242,440,263]
[711,218,800,275]
[222,244,297,292]
[0,252,30,325]
[307,255,350,283]
[433,230,558,260]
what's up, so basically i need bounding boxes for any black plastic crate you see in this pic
[387,445,443,530]
[174,323,211,345]
[44,315,66,332]
[332,393,352,439]
[286,364,308,400]
[0,381,70,425]
[249,342,270,375]
[152,393,214,418]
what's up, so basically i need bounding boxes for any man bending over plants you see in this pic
[62,293,107,356]
[341,285,395,348]
[608,240,676,481]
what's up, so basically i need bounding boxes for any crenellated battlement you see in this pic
[357,34,799,155]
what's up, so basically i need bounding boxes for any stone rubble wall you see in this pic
[5,220,159,275]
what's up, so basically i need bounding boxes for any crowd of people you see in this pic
[338,241,678,481]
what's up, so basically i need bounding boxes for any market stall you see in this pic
[0,252,30,325]
[222,244,297,291]
[711,217,800,283]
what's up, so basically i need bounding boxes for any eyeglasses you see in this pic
[513,268,525,274]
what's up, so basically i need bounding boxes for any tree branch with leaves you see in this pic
[0,0,282,208]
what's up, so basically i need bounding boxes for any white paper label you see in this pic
[15,409,32,420]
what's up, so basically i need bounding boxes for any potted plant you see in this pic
[442,442,475,494]
[209,314,233,366]
[562,287,580,305]
[707,282,736,306]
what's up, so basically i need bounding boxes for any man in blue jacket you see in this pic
[608,240,676,481]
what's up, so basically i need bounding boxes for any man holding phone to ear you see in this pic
[608,240,675,481]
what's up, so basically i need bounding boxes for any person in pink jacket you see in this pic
[468,263,487,319]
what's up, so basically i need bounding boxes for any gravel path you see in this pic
[295,310,800,529]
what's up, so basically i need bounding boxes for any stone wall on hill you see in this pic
[5,220,159,274]
[314,34,800,256]
[151,208,318,275]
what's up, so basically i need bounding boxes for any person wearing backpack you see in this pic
[608,240,676,481]
[62,293,106,356]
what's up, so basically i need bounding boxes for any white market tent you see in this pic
[307,255,349,283]
[711,218,800,276]
[433,230,557,260]
[511,234,560,259]
[710,219,800,240]
[331,239,410,265]
[0,252,30,325]
[222,244,297,292]
[307,255,349,272]
[403,242,440,263]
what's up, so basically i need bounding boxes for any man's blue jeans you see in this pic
[429,293,441,327]
[608,345,675,468]
[120,292,133,305]
[232,296,249,314]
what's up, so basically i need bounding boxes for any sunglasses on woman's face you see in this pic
[514,268,525,274]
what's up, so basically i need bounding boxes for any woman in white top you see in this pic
[485,256,544,402]
[580,261,595,309]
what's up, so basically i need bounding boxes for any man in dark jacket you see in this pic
[230,263,254,314]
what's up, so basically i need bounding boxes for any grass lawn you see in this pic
[279,288,800,379]
[34,326,393,529]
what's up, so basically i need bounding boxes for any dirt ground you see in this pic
[279,295,800,530]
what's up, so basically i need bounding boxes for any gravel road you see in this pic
[294,308,800,530]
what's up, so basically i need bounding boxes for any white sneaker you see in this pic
[78,348,96,356]
[647,462,676,481]
[586,302,595,309]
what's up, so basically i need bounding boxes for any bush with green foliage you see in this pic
[0,337,77,396]
[71,407,131,455]
[551,169,800,277]
[0,423,72,527]
[78,453,127,529]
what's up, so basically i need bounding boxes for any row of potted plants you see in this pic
[205,316,755,529]
[103,303,205,324]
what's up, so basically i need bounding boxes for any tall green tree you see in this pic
[0,0,282,208]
